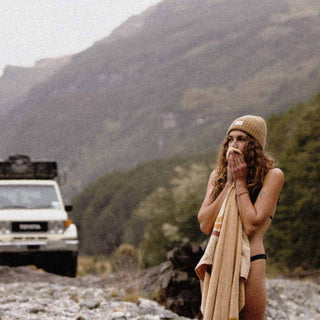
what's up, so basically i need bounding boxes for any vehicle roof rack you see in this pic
[0,155,57,179]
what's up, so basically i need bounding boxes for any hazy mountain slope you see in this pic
[0,0,319,198]
[0,56,71,116]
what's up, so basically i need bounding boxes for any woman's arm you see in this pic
[236,168,284,237]
[230,150,284,237]
[197,170,233,234]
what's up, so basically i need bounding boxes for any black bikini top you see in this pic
[249,186,261,204]
[249,186,273,221]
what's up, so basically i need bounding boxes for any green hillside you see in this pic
[72,90,320,269]
[71,151,215,257]
[266,91,320,269]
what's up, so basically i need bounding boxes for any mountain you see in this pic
[0,0,319,199]
[0,56,71,116]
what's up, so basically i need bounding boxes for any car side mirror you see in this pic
[65,205,73,212]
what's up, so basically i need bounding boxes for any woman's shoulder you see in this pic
[205,169,217,187]
[267,167,284,178]
[209,169,217,178]
[264,168,285,186]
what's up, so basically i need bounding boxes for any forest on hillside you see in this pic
[71,90,320,270]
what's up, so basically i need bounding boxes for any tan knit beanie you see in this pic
[227,115,267,149]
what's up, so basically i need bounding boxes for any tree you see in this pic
[266,94,320,269]
[136,164,210,267]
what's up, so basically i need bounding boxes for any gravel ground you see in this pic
[0,266,190,320]
[0,266,319,320]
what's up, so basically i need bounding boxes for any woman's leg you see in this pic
[239,259,267,320]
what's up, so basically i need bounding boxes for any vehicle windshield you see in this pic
[0,185,61,209]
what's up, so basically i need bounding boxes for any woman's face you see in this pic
[227,130,249,154]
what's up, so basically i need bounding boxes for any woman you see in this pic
[198,115,284,319]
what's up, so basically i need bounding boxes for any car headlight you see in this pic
[0,221,11,234]
[48,221,65,234]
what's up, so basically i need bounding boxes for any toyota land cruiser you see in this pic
[0,155,79,277]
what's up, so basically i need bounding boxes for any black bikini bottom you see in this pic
[250,254,266,262]
[206,254,267,275]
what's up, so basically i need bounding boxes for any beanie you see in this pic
[227,115,267,149]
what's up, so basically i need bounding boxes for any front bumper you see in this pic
[0,239,79,252]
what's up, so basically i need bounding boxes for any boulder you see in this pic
[140,242,205,318]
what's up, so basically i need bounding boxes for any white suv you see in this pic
[0,155,79,277]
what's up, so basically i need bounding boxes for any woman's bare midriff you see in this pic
[240,219,272,320]
[248,210,273,255]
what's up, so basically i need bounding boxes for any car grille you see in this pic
[11,222,48,233]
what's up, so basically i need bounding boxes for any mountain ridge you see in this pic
[0,56,71,116]
[0,0,319,198]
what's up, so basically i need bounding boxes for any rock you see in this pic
[0,275,189,320]
[111,311,126,319]
[0,263,319,320]
[140,243,203,318]
[265,278,320,320]
[29,306,46,314]
[80,299,100,309]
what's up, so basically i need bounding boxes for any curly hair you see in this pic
[212,134,274,201]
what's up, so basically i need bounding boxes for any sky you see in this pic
[0,0,163,76]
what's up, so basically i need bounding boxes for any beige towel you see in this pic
[195,186,250,320]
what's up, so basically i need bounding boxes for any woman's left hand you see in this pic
[228,150,248,184]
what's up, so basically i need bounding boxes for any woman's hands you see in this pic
[227,149,248,186]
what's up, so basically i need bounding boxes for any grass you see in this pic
[266,263,284,279]
[78,254,297,279]
[77,254,143,303]
[77,255,112,278]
